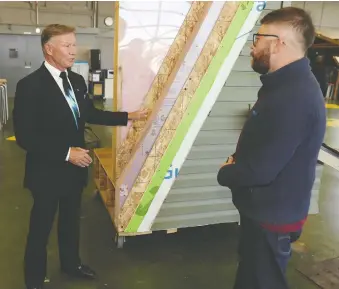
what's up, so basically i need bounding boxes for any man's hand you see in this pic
[128,108,151,121]
[68,147,92,168]
[221,155,235,167]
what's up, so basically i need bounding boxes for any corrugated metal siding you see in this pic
[152,1,324,231]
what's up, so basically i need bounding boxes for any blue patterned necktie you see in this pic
[59,71,80,128]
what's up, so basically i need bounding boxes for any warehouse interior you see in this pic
[2,1,339,289]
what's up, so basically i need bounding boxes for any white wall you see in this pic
[292,1,339,29]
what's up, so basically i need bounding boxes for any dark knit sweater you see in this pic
[217,57,326,226]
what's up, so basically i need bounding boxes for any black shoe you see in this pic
[62,264,96,279]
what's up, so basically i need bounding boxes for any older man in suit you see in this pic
[13,24,149,289]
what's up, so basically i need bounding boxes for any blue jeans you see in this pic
[233,215,301,289]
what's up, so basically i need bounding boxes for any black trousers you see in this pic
[233,215,301,289]
[24,184,83,287]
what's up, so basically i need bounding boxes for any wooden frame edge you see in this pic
[113,1,120,221]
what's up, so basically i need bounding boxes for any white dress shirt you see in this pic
[44,60,80,161]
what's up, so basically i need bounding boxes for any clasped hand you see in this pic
[221,155,235,167]
[69,147,92,168]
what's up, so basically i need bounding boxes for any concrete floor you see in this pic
[1,98,339,289]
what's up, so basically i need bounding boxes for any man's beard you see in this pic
[251,48,270,75]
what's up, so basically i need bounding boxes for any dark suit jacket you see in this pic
[13,63,128,192]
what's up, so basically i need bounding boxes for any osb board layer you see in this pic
[116,2,216,208]
[115,1,212,207]
[119,1,251,233]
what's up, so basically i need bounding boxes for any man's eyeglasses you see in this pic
[252,33,281,46]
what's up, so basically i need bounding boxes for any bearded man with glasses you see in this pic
[217,7,326,289]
